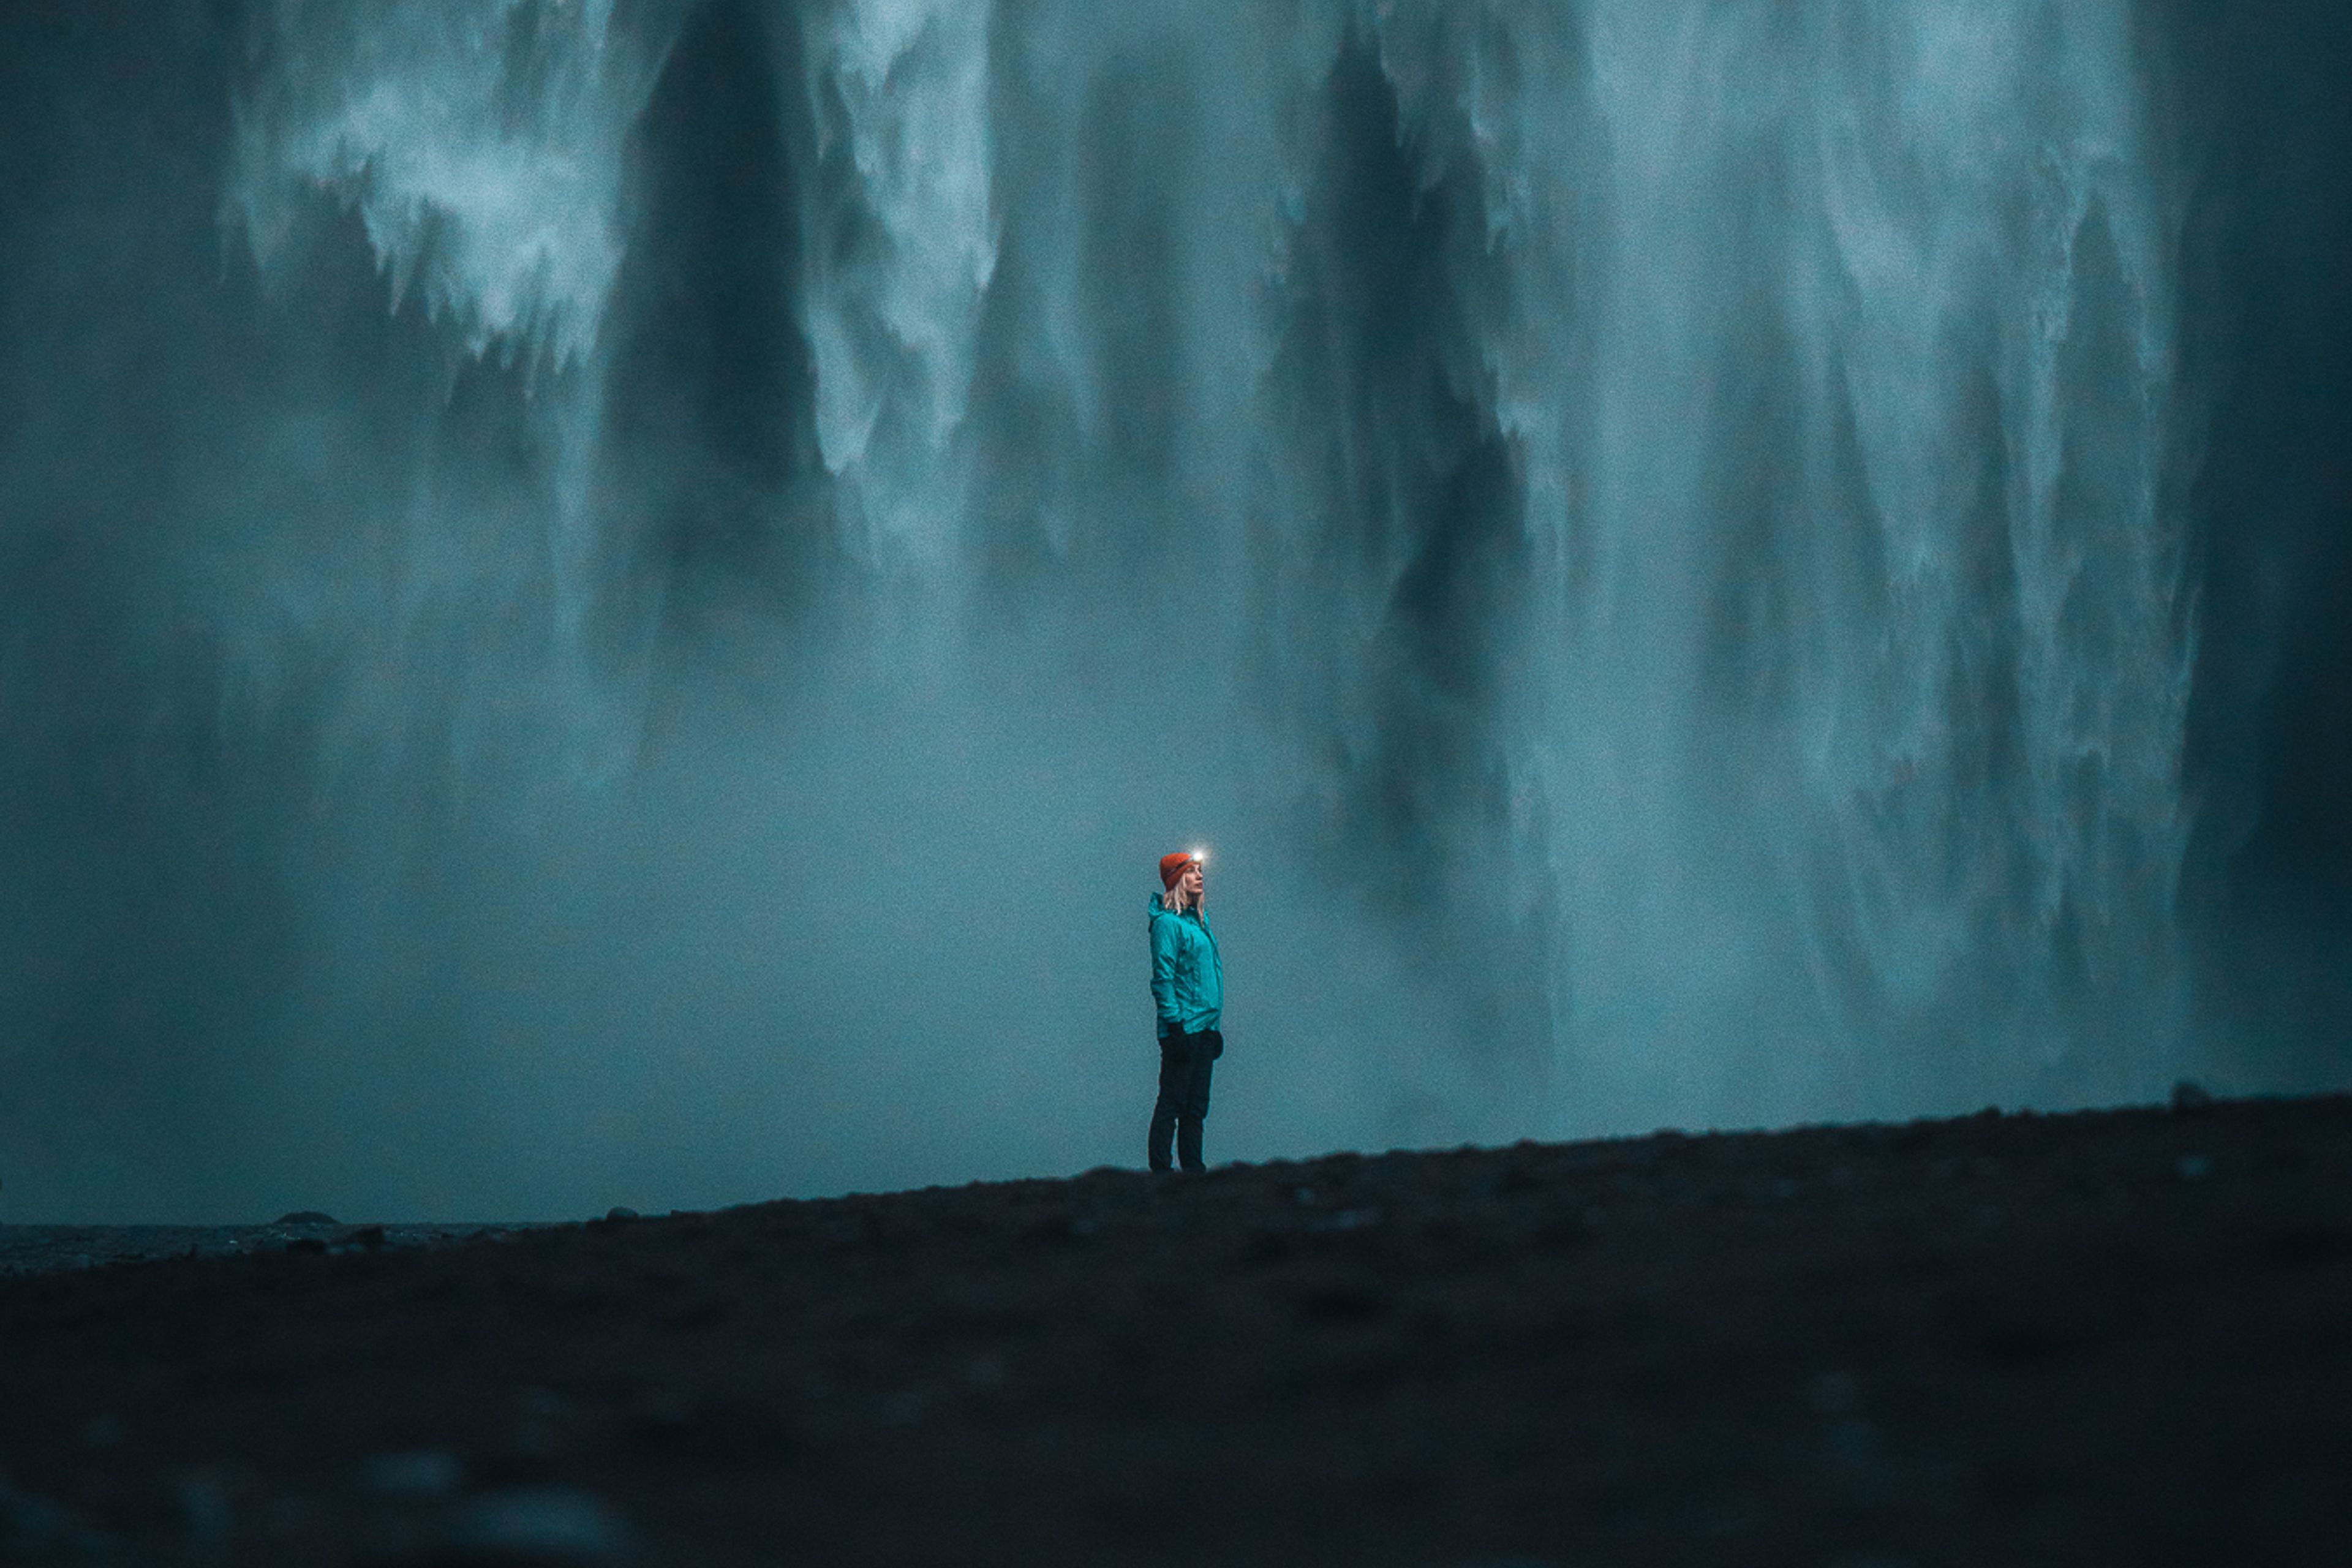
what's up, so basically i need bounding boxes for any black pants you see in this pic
[1148,1028,1221,1172]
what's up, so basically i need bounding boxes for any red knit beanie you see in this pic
[1159,851,1198,889]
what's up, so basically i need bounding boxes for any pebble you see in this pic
[1807,1371,1861,1417]
[365,1450,464,1498]
[179,1474,233,1550]
[0,1479,118,1558]
[437,1487,630,1563]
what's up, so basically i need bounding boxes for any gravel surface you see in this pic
[0,1223,530,1280]
[3,1094,2349,1565]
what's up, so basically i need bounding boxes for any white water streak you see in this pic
[1535,2,2190,1121]
[228,0,662,367]
[225,0,671,787]
[802,0,997,569]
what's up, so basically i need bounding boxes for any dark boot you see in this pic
[1176,1115,1204,1172]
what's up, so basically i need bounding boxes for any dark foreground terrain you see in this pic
[4,1095,2350,1566]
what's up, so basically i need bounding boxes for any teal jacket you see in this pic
[1148,894,1223,1037]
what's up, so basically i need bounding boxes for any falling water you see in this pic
[4,0,2277,1220]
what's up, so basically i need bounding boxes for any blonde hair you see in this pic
[1159,868,1200,916]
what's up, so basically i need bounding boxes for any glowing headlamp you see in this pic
[1190,848,1208,866]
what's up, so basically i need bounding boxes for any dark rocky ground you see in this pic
[3,1092,2350,1566]
[0,1222,528,1282]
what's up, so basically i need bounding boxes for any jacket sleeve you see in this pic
[1150,910,1180,1026]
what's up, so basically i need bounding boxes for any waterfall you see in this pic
[218,0,2190,1136]
[1529,6,2191,1124]
[0,0,2239,1218]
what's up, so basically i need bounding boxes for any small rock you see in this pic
[0,1479,118,1558]
[1237,1229,1292,1266]
[513,1387,573,1458]
[1807,1370,1861,1416]
[1826,1415,1882,1468]
[603,1207,640,1223]
[2264,1223,2352,1267]
[2170,1079,2215,1112]
[627,1394,796,1464]
[179,1474,233,1550]
[364,1450,463,1498]
[1295,1281,1386,1324]
[437,1487,629,1563]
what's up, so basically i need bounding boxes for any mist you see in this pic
[1,0,2345,1223]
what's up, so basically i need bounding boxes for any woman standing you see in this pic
[1148,850,1223,1173]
